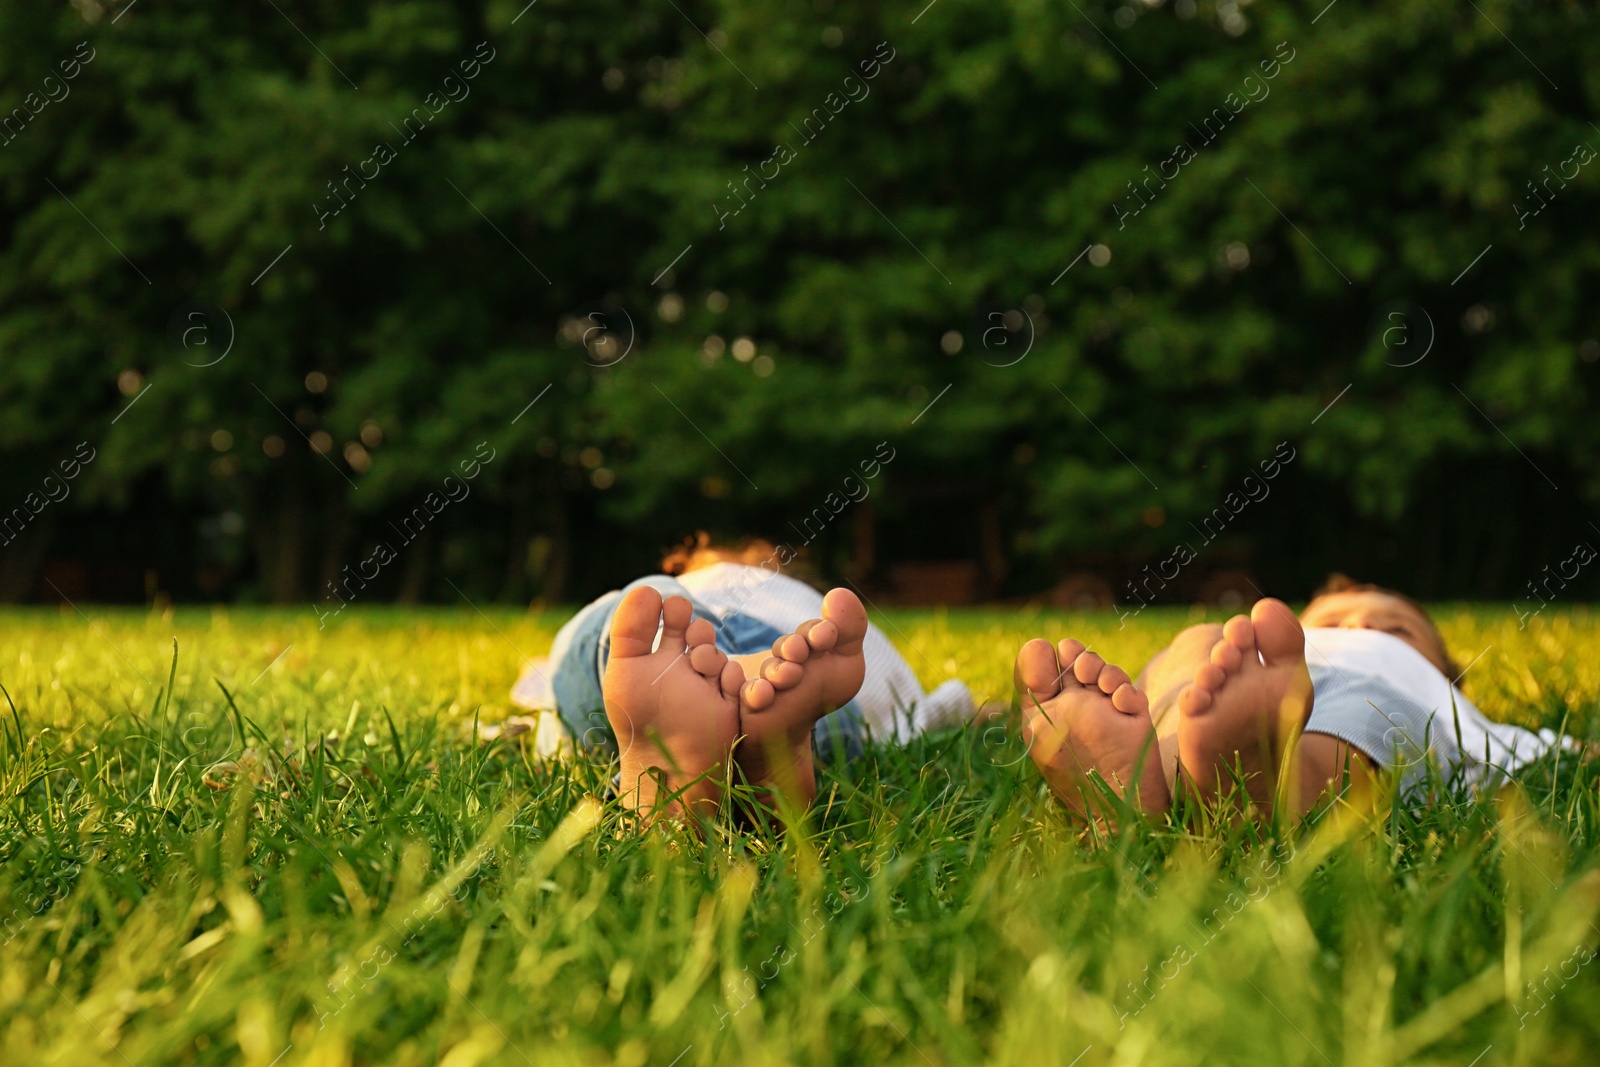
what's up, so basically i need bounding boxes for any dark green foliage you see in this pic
[0,1,1596,602]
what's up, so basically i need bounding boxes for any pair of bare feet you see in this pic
[1016,598,1316,821]
[600,585,868,824]
[601,587,1327,826]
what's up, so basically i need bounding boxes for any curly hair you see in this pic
[660,531,823,588]
[661,531,779,575]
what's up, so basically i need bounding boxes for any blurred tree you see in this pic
[0,0,1595,603]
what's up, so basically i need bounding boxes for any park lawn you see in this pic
[1,604,1599,1066]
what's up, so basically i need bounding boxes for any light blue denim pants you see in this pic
[547,575,865,765]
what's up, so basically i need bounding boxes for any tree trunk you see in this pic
[318,485,353,595]
[501,472,534,602]
[397,527,433,603]
[0,512,55,602]
[846,499,876,586]
[269,477,308,603]
[542,484,570,602]
[979,499,1007,600]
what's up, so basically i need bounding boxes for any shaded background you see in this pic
[1,0,1597,610]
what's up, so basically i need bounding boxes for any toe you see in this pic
[773,632,812,663]
[685,617,717,648]
[1222,615,1256,659]
[1097,663,1131,696]
[1195,663,1226,691]
[609,586,665,659]
[1178,683,1212,716]
[1072,651,1105,686]
[761,657,804,690]
[1111,682,1149,717]
[658,595,694,653]
[742,677,775,711]
[1249,597,1306,664]
[1015,639,1062,703]
[1056,638,1086,668]
[798,618,838,653]
[819,588,869,653]
[719,659,745,700]
[1210,638,1243,673]
[689,642,727,678]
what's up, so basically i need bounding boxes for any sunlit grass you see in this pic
[2,604,1598,1066]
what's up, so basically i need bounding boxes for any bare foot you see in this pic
[733,588,868,810]
[601,587,745,823]
[1176,597,1314,816]
[1015,638,1169,819]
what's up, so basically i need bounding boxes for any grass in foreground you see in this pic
[2,604,1599,1066]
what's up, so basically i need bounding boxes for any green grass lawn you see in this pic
[3,604,1599,1066]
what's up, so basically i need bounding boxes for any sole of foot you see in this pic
[600,587,744,823]
[1175,597,1314,817]
[1014,638,1170,821]
[733,587,868,810]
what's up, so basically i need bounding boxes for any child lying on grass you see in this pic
[510,537,973,822]
[1014,575,1561,821]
